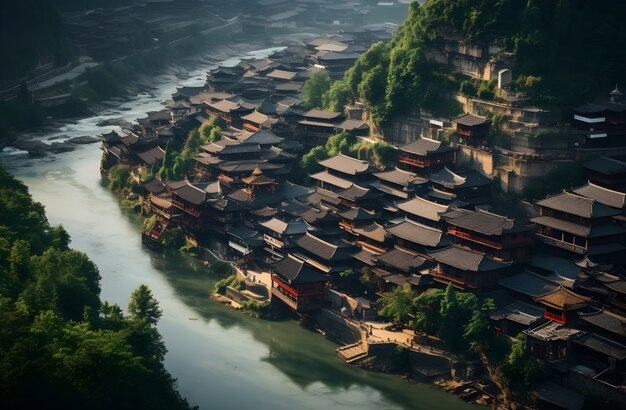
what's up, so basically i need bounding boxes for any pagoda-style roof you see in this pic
[534,286,593,311]
[572,182,626,210]
[294,232,354,262]
[173,183,207,206]
[375,248,427,273]
[242,167,275,185]
[373,167,427,187]
[240,130,283,145]
[240,111,279,128]
[446,209,533,236]
[395,196,449,222]
[573,102,606,114]
[337,184,382,202]
[302,108,343,121]
[387,218,449,248]
[452,113,488,127]
[583,156,626,176]
[352,223,390,243]
[259,217,310,235]
[489,301,545,327]
[271,255,327,284]
[429,167,492,189]
[398,137,456,156]
[575,256,599,269]
[101,130,122,143]
[143,178,166,195]
[136,146,165,165]
[266,69,298,81]
[579,309,626,339]
[318,153,373,175]
[530,215,626,238]
[536,192,621,218]
[336,119,368,131]
[429,245,512,272]
[338,207,376,222]
[573,333,626,361]
[309,171,353,190]
[499,271,559,297]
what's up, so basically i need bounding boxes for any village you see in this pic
[98,20,626,410]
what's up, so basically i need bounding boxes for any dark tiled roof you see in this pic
[395,196,449,222]
[259,217,310,235]
[489,301,545,326]
[336,119,368,131]
[173,183,207,206]
[572,182,626,209]
[536,192,621,218]
[294,232,354,262]
[310,171,353,189]
[375,248,427,273]
[583,156,626,175]
[373,167,427,187]
[387,218,449,248]
[337,185,382,201]
[531,216,625,238]
[143,178,166,194]
[352,223,390,243]
[318,153,373,175]
[398,137,455,156]
[534,286,593,310]
[136,146,165,165]
[302,108,343,121]
[429,167,492,189]
[452,113,488,127]
[573,333,626,360]
[579,309,626,338]
[429,245,512,272]
[499,271,558,297]
[271,255,327,284]
[447,209,533,235]
[338,207,376,221]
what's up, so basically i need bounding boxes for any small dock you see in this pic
[336,342,368,364]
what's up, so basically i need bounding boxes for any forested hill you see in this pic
[0,164,192,410]
[323,0,626,124]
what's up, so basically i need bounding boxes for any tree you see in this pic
[323,79,350,112]
[464,298,495,352]
[128,284,162,325]
[157,141,174,181]
[379,284,416,325]
[302,71,332,109]
[208,126,222,143]
[372,142,397,166]
[439,283,466,352]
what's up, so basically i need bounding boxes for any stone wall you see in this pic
[315,309,364,345]
[456,144,494,176]
[562,370,626,408]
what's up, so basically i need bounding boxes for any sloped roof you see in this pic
[136,146,165,165]
[338,207,376,221]
[271,255,327,284]
[373,167,427,187]
[452,113,488,127]
[572,182,626,209]
[259,217,310,235]
[302,109,343,121]
[583,156,626,175]
[534,286,593,310]
[336,119,368,131]
[352,223,390,243]
[173,183,207,206]
[387,218,449,248]
[573,333,626,360]
[395,196,449,222]
[489,301,545,326]
[375,247,427,273]
[143,178,166,194]
[294,232,353,261]
[318,153,373,175]
[429,167,492,189]
[499,271,558,297]
[309,171,353,189]
[398,137,455,156]
[266,69,298,81]
[337,184,382,201]
[447,209,532,235]
[536,192,621,218]
[579,309,626,338]
[429,245,512,272]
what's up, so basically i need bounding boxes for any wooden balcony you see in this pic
[264,234,285,249]
[544,310,566,324]
[172,199,201,218]
[535,233,586,254]
[448,228,502,249]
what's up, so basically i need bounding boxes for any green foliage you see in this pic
[128,284,162,326]
[303,71,332,109]
[208,126,222,143]
[159,227,185,249]
[322,79,350,112]
[207,261,233,277]
[157,142,175,181]
[0,164,191,409]
[240,300,271,317]
[379,284,417,324]
[371,142,397,167]
[339,269,357,278]
[213,274,244,295]
[108,165,131,191]
[497,334,546,390]
[459,80,477,97]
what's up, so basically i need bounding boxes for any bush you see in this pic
[213,274,244,295]
[208,261,233,276]
[108,165,131,191]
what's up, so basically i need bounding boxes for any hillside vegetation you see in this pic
[0,164,192,410]
[323,0,626,123]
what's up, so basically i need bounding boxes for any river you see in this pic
[1,32,475,410]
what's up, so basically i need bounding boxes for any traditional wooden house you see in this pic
[428,245,513,290]
[583,156,626,191]
[205,99,256,129]
[372,247,431,295]
[241,111,283,133]
[386,217,450,254]
[444,209,534,262]
[226,225,264,264]
[578,309,626,345]
[335,119,369,137]
[311,153,374,192]
[205,196,246,236]
[524,321,585,362]
[336,184,383,212]
[258,217,311,262]
[489,300,546,337]
[352,223,392,253]
[297,109,345,145]
[534,286,594,324]
[451,113,489,145]
[371,168,428,200]
[135,146,165,168]
[397,137,456,174]
[292,232,356,277]
[428,167,492,206]
[531,191,626,264]
[395,195,449,228]
[270,255,326,313]
[338,207,376,234]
